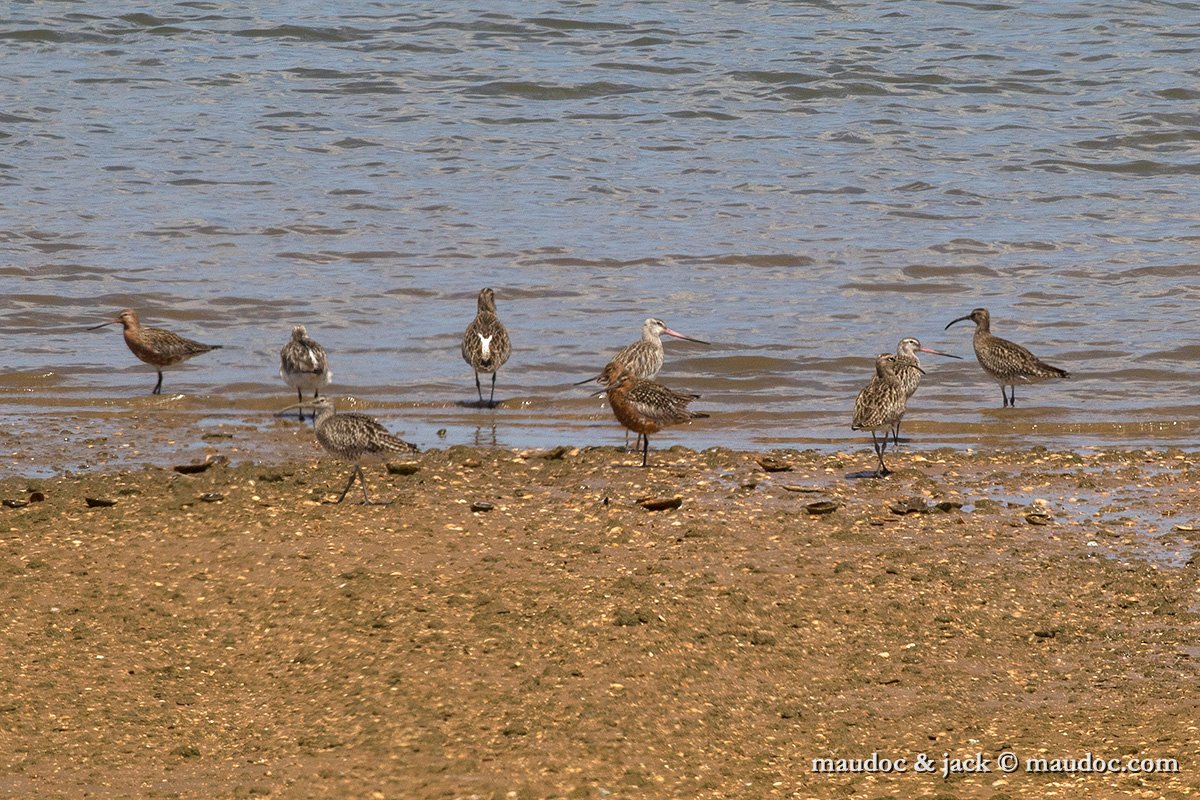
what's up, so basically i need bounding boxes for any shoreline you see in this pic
[2,445,1198,797]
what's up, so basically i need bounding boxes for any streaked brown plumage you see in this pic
[851,353,908,477]
[279,396,417,504]
[945,308,1069,407]
[890,336,961,445]
[89,308,221,395]
[577,318,709,450]
[279,324,331,420]
[461,288,511,408]
[599,361,708,467]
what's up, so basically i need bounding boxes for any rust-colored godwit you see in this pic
[576,318,708,449]
[278,396,417,504]
[461,288,511,408]
[597,361,708,467]
[890,336,961,445]
[851,353,910,477]
[279,324,331,421]
[945,308,1069,407]
[89,309,221,395]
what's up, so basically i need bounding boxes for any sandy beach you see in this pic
[1,441,1197,798]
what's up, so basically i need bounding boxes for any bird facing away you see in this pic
[598,361,708,467]
[278,396,417,504]
[890,336,962,445]
[461,287,511,408]
[945,308,1069,408]
[89,309,221,395]
[852,353,911,477]
[279,324,331,421]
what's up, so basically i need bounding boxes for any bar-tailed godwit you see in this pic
[852,353,911,477]
[597,361,708,467]
[891,336,961,444]
[89,309,221,395]
[461,288,511,408]
[279,324,331,421]
[945,308,1069,407]
[278,396,417,504]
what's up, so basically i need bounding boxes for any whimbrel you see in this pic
[89,309,221,395]
[278,396,417,504]
[597,361,708,467]
[851,353,911,477]
[945,308,1069,407]
[576,318,709,449]
[461,288,511,408]
[279,324,331,421]
[890,336,961,445]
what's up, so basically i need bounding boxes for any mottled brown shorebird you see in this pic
[89,309,221,395]
[278,396,417,504]
[279,324,331,421]
[597,361,708,467]
[851,353,911,477]
[945,308,1069,408]
[890,336,961,445]
[577,318,709,384]
[576,318,709,449]
[461,288,511,408]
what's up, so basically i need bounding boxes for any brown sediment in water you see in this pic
[1,446,1197,798]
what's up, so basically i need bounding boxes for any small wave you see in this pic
[463,81,646,100]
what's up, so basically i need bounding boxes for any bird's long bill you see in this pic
[275,401,313,416]
[87,320,119,330]
[918,345,963,359]
[590,387,609,398]
[573,374,602,386]
[944,315,972,331]
[662,328,710,345]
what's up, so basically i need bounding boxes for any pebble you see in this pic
[637,496,683,512]
[85,497,117,508]
[471,501,494,513]
[805,500,840,515]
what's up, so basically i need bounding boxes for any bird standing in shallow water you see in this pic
[278,396,417,504]
[852,353,912,478]
[598,361,708,467]
[890,336,961,445]
[945,308,1068,408]
[279,324,331,421]
[461,288,511,408]
[577,317,709,449]
[89,309,221,395]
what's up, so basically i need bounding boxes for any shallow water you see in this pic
[2,2,1199,464]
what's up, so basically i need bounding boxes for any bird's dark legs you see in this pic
[337,467,360,503]
[1001,384,1012,408]
[488,371,497,409]
[641,435,650,467]
[1009,385,1016,407]
[890,421,901,447]
[474,372,483,404]
[871,431,891,477]
[357,465,372,505]
[296,388,305,421]
[152,371,164,395]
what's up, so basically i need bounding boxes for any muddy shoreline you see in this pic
[1,445,1197,798]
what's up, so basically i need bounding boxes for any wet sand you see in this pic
[1,442,1197,798]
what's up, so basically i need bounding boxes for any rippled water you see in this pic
[2,2,1198,470]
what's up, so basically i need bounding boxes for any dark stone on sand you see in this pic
[257,472,289,483]
[540,446,570,460]
[3,499,29,509]
[890,497,929,515]
[805,500,840,515]
[638,496,683,511]
[29,491,45,503]
[174,456,228,475]
[387,462,421,476]
[85,497,117,508]
[1026,513,1053,526]
[471,501,494,513]
[934,501,964,513]
[613,608,650,626]
[199,493,224,503]
[756,456,792,473]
